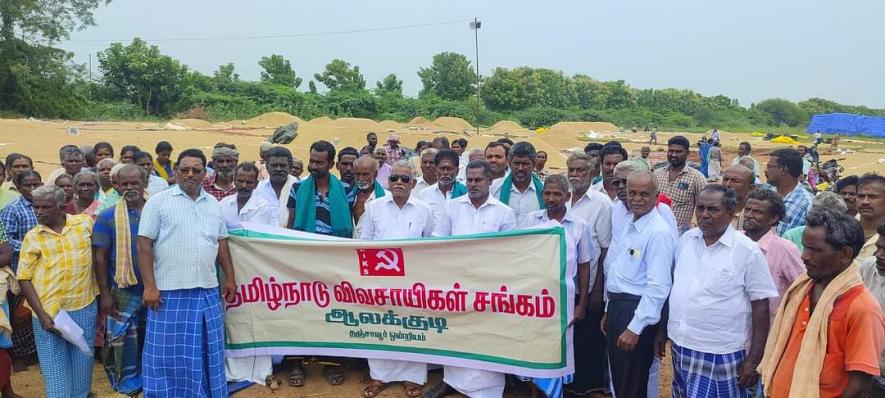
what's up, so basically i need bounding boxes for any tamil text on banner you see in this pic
[224,222,573,377]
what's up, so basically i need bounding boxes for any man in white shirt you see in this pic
[426,159,516,398]
[254,147,299,227]
[360,160,434,398]
[490,141,544,227]
[414,148,438,193]
[667,185,778,397]
[132,152,169,196]
[564,151,612,395]
[610,161,678,239]
[602,171,675,398]
[420,149,467,226]
[218,162,277,387]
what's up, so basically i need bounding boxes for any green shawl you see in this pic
[294,174,353,238]
[450,181,467,198]
[499,173,545,209]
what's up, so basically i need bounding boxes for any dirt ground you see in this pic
[1,114,882,397]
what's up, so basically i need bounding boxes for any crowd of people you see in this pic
[0,130,881,398]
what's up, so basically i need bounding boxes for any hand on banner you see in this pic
[616,329,639,351]
[223,276,236,302]
[143,287,163,311]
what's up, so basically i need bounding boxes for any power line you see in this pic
[65,19,474,43]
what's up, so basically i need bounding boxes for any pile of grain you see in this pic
[335,117,379,130]
[169,118,213,129]
[489,120,525,134]
[547,121,620,135]
[407,116,432,126]
[309,116,334,125]
[242,112,304,128]
[377,120,401,131]
[433,116,473,130]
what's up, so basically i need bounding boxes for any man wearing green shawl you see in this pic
[352,155,389,238]
[284,140,354,387]
[490,141,545,228]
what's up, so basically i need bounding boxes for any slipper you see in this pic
[288,362,305,387]
[362,380,389,398]
[403,381,423,398]
[323,364,346,386]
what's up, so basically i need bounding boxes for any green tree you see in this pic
[313,59,366,92]
[97,38,190,115]
[375,73,403,97]
[753,98,807,127]
[0,0,109,116]
[418,52,476,101]
[258,54,302,88]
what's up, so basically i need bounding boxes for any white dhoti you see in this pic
[225,355,273,384]
[368,358,428,384]
[708,162,721,180]
[444,365,505,398]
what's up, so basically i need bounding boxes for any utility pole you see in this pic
[470,18,481,135]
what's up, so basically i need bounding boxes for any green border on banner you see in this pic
[226,227,569,369]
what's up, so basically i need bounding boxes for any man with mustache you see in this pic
[352,155,389,238]
[602,171,675,398]
[414,148,438,193]
[484,141,509,181]
[491,141,544,227]
[563,151,613,396]
[760,209,884,398]
[653,136,707,235]
[856,173,884,260]
[336,146,359,191]
[93,165,150,395]
[137,149,236,397]
[722,164,755,230]
[255,147,299,227]
[202,146,239,200]
[731,142,761,180]
[765,148,813,236]
[426,159,515,398]
[836,175,860,218]
[592,144,627,201]
[360,160,434,398]
[667,185,777,397]
[420,149,468,227]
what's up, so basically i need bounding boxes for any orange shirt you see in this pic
[771,285,885,398]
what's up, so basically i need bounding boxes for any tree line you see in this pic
[2,1,883,130]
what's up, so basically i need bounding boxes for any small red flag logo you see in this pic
[357,248,405,276]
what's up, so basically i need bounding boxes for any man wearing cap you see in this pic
[384,133,407,166]
[202,146,239,200]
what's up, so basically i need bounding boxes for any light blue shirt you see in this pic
[138,184,228,291]
[604,207,676,335]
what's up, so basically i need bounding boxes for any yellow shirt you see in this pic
[16,214,98,317]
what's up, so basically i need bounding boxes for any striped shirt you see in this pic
[138,185,228,291]
[0,196,37,270]
[16,214,99,317]
[286,182,356,236]
[654,165,707,232]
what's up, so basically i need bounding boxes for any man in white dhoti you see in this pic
[425,159,516,398]
[360,160,434,398]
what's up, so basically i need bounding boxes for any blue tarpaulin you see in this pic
[807,113,885,138]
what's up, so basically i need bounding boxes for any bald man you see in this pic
[352,155,389,238]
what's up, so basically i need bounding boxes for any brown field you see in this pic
[1,114,882,397]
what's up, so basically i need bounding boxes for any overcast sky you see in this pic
[59,0,885,108]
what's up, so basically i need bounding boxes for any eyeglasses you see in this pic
[389,174,412,183]
[611,179,625,187]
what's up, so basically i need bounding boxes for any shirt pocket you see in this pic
[703,264,739,294]
[818,352,845,389]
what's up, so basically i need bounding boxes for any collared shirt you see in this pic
[96,189,121,215]
[567,188,613,249]
[360,194,434,240]
[414,176,433,194]
[376,163,392,189]
[611,200,678,241]
[490,177,542,228]
[755,230,806,322]
[0,196,37,269]
[653,165,707,232]
[605,207,676,334]
[93,204,143,292]
[352,187,390,239]
[420,183,459,227]
[201,174,237,201]
[770,284,884,398]
[286,181,356,236]
[774,185,813,236]
[732,208,747,230]
[255,175,298,227]
[668,226,778,354]
[384,144,406,165]
[147,174,169,196]
[16,214,98,317]
[138,185,228,291]
[524,210,598,293]
[861,257,885,373]
[432,195,516,237]
[220,193,277,230]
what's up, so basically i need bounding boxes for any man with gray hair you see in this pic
[602,170,676,398]
[415,148,438,192]
[352,155,389,238]
[360,159,434,398]
[667,185,777,396]
[782,191,848,252]
[47,145,87,184]
[722,164,756,230]
[17,184,99,396]
[202,145,239,200]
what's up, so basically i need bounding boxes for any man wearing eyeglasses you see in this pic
[359,160,434,398]
[352,155,390,238]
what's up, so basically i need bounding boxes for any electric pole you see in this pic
[470,18,481,135]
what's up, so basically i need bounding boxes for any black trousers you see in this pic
[605,293,658,398]
[569,295,608,393]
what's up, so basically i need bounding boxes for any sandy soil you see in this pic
[1,114,882,397]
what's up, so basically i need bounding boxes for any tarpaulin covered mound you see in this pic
[242,112,305,128]
[771,136,799,144]
[434,117,473,130]
[547,121,620,135]
[807,113,885,138]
